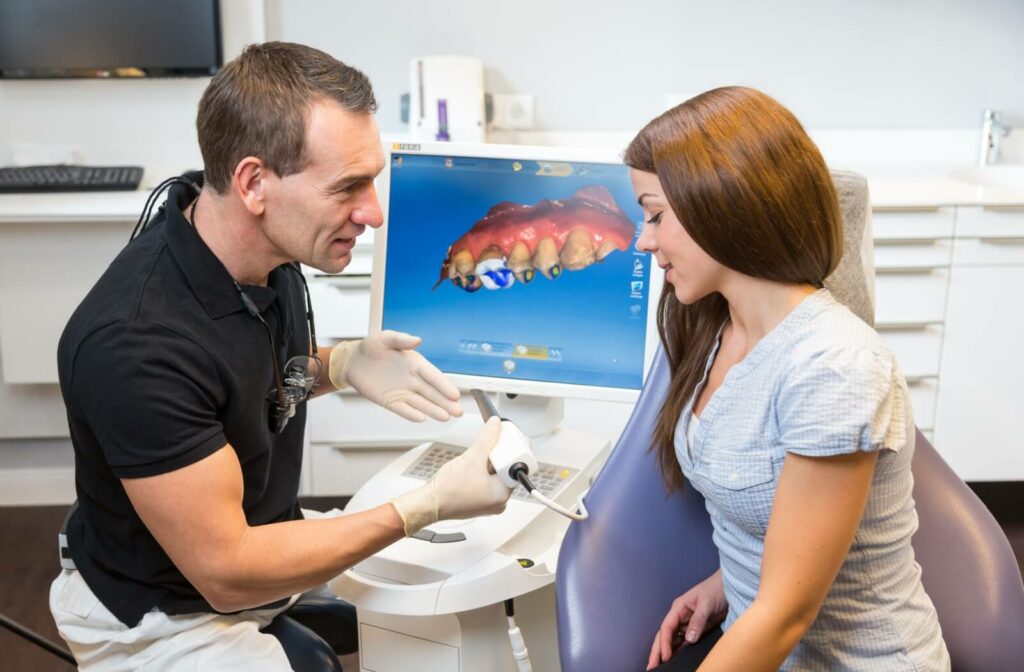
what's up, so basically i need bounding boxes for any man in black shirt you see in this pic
[50,42,512,671]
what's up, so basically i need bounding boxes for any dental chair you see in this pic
[555,171,1024,672]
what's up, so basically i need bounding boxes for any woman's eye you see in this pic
[646,212,663,225]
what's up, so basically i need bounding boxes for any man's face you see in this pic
[262,100,385,274]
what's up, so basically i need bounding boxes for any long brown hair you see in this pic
[623,86,842,492]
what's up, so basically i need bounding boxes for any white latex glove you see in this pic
[329,330,463,422]
[390,417,513,535]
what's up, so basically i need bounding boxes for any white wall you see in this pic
[4,0,1022,166]
[266,0,1024,133]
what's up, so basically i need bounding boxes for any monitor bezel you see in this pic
[369,140,664,403]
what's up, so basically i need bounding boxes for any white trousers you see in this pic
[50,569,304,671]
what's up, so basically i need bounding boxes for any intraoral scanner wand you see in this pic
[470,390,589,521]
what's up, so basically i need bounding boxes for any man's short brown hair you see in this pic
[196,41,377,193]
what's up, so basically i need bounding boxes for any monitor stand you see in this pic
[494,392,563,438]
[333,392,615,671]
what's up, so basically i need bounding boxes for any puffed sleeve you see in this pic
[776,345,912,457]
[70,321,228,478]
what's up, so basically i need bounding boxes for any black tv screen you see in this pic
[0,0,221,78]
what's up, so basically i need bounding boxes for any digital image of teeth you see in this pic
[432,185,635,292]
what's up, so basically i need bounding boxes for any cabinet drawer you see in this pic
[878,326,942,380]
[308,277,371,339]
[956,206,1024,238]
[872,208,955,241]
[873,239,952,270]
[906,379,937,431]
[308,391,473,446]
[874,270,949,327]
[951,236,1024,266]
[309,443,408,496]
[361,624,460,671]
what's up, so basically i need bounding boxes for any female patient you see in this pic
[630,87,950,671]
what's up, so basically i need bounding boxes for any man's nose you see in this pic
[352,186,384,229]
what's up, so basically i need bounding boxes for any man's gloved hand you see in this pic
[390,417,513,536]
[329,330,463,422]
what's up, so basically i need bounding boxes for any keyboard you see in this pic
[402,441,578,502]
[0,164,144,193]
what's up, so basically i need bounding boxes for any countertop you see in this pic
[865,171,1024,209]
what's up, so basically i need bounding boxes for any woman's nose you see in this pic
[635,223,656,253]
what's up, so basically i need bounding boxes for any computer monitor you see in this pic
[370,142,663,404]
[0,0,221,78]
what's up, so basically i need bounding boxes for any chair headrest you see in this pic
[823,170,874,325]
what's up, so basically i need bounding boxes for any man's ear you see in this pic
[232,157,268,216]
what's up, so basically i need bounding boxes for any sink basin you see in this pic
[948,165,1024,191]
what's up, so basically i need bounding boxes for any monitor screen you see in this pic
[0,0,221,78]
[371,142,662,402]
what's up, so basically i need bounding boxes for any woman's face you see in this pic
[631,169,725,305]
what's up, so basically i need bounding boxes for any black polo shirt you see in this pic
[57,173,310,627]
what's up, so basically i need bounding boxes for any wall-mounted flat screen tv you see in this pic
[0,0,221,78]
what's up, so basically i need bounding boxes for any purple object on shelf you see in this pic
[436,99,450,142]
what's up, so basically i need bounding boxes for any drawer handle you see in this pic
[876,320,943,330]
[873,238,948,246]
[875,266,946,274]
[980,205,1024,212]
[321,276,373,289]
[876,322,940,332]
[327,441,419,452]
[904,375,938,384]
[976,237,1024,245]
[873,207,947,214]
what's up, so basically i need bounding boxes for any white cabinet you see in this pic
[307,275,372,340]
[933,206,1024,481]
[878,326,941,433]
[935,264,1024,480]
[872,209,953,328]
[871,209,954,437]
[0,218,136,438]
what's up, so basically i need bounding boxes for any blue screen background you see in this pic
[382,153,652,390]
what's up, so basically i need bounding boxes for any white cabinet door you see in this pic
[934,264,1024,480]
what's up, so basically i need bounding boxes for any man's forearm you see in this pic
[205,502,404,612]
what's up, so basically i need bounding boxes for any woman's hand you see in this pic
[646,569,728,670]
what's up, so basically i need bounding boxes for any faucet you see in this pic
[979,109,1011,166]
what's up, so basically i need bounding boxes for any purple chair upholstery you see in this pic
[555,349,716,672]
[910,429,1024,671]
[555,350,1024,671]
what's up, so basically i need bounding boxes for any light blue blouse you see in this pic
[675,289,950,671]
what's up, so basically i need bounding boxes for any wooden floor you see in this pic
[1,490,1021,672]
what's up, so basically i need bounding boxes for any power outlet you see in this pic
[491,93,535,130]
